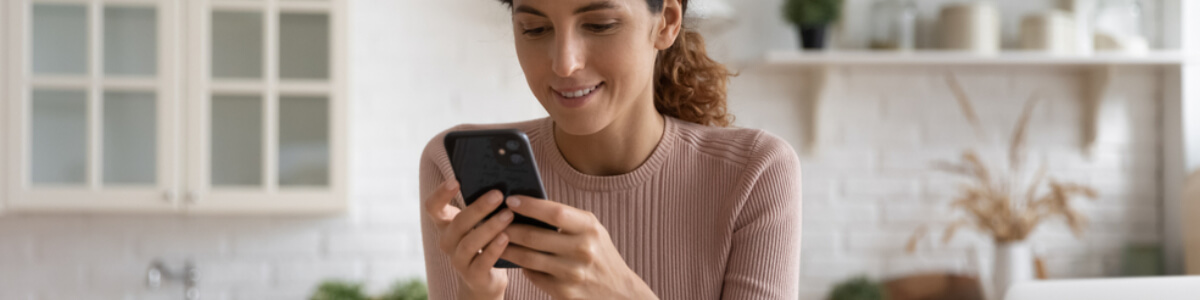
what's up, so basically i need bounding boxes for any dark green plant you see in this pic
[828,276,888,300]
[783,0,843,26]
[380,279,429,300]
[311,280,368,300]
[310,278,428,300]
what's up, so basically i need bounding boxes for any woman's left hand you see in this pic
[499,195,658,300]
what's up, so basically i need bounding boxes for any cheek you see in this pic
[514,43,541,77]
[591,39,655,99]
[514,43,552,94]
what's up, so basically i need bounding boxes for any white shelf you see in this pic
[762,50,1192,67]
[771,50,1189,158]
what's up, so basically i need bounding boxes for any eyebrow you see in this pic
[514,1,617,17]
[574,1,617,14]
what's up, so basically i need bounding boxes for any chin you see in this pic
[548,110,612,137]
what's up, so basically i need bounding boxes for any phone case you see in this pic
[444,129,556,268]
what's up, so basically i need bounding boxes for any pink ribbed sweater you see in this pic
[419,116,802,299]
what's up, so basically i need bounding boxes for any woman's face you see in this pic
[510,0,679,135]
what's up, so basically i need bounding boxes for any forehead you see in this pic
[511,0,648,15]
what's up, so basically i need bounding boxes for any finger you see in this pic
[504,223,577,254]
[505,195,594,234]
[468,233,510,274]
[440,190,505,254]
[523,268,555,284]
[501,244,573,278]
[454,209,514,267]
[423,181,461,225]
[522,268,559,293]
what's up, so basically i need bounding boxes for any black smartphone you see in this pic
[443,129,556,268]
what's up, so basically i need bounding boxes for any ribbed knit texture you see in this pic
[419,116,803,299]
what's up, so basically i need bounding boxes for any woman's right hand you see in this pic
[423,181,514,299]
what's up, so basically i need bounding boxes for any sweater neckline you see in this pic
[531,115,677,191]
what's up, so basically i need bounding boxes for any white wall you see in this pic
[0,0,1164,299]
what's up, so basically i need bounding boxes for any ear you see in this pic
[653,0,683,51]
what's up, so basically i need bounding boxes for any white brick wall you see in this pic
[0,0,1165,299]
[730,66,1162,299]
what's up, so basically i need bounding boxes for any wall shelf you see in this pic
[758,50,1191,158]
[762,50,1191,67]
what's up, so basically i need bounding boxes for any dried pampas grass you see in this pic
[907,74,1098,252]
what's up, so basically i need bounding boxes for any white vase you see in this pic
[993,241,1035,300]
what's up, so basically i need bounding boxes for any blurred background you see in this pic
[1,0,1199,299]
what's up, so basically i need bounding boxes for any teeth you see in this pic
[560,85,597,99]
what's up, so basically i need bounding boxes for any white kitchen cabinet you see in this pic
[3,0,346,214]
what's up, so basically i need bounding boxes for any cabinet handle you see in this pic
[186,190,199,204]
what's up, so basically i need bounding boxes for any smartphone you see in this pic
[444,129,556,268]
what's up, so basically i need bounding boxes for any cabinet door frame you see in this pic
[2,0,9,213]
[185,0,346,214]
[5,0,183,213]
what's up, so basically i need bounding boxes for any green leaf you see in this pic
[310,280,368,300]
[783,0,843,26]
[379,279,429,300]
[828,276,888,300]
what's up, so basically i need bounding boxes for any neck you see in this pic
[553,104,666,176]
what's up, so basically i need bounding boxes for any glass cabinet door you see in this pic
[32,3,88,75]
[191,0,344,213]
[30,89,88,185]
[8,1,180,212]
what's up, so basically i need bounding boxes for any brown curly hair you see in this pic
[499,0,735,127]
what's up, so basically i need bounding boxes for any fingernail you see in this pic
[489,191,503,204]
[506,196,521,208]
[497,233,509,245]
[499,210,513,221]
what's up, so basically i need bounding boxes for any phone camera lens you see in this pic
[506,140,520,151]
[510,154,525,164]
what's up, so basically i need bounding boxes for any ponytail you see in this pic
[653,29,735,127]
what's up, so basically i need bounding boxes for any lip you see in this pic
[553,82,604,109]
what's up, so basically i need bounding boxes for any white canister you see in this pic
[1019,10,1075,54]
[938,1,1001,54]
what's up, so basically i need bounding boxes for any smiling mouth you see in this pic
[556,82,604,99]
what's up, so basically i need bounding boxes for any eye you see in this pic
[522,27,548,37]
[583,23,618,32]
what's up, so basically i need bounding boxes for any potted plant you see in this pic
[828,276,888,300]
[783,0,843,49]
[906,75,1097,300]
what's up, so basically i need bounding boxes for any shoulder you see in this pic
[672,119,800,173]
[419,118,548,177]
[673,121,802,230]
[748,131,801,174]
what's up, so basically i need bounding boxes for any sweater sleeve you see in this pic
[720,133,803,300]
[419,130,464,300]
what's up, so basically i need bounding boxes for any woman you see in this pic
[419,0,801,299]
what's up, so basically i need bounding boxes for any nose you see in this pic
[551,29,584,77]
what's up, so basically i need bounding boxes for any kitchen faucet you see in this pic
[147,259,199,300]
